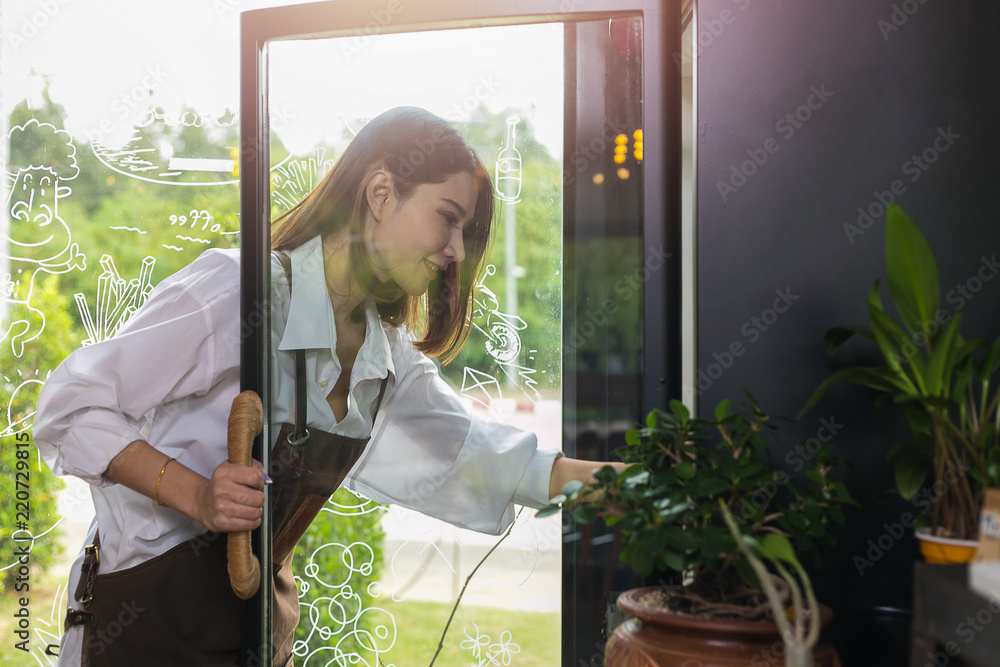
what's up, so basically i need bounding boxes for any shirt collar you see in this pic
[277,236,395,382]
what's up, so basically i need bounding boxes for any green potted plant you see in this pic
[541,395,856,666]
[798,203,1000,558]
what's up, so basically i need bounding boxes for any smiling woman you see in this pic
[31,104,624,666]
[3,0,680,663]
[363,172,475,297]
[271,107,495,362]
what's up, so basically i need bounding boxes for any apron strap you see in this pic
[276,250,389,439]
[276,252,310,444]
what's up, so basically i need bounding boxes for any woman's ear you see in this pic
[365,168,393,223]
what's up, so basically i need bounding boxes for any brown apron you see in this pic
[67,253,386,666]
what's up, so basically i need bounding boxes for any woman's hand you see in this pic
[194,460,266,533]
[549,457,627,499]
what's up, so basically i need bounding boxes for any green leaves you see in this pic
[800,202,1000,539]
[894,454,931,500]
[669,399,690,422]
[760,533,801,568]
[885,203,940,337]
[552,395,853,603]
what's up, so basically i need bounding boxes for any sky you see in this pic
[1,0,564,156]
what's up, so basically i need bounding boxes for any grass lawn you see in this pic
[0,570,68,665]
[369,599,560,667]
[0,589,561,666]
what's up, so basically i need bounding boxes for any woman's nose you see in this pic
[448,227,466,263]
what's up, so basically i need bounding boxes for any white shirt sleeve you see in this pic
[346,333,560,536]
[33,248,241,487]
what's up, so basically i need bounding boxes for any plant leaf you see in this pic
[715,398,732,422]
[535,504,561,518]
[761,532,801,567]
[866,302,922,390]
[797,366,916,419]
[925,310,962,396]
[978,336,1000,382]
[663,549,686,572]
[669,399,689,421]
[690,476,732,498]
[664,526,698,552]
[675,461,697,480]
[824,326,874,355]
[895,453,931,500]
[885,204,940,337]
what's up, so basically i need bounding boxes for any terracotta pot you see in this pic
[605,587,841,667]
[915,527,979,564]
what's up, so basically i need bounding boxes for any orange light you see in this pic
[617,167,630,180]
[592,173,605,185]
[613,154,626,164]
[615,134,628,145]
[633,129,643,141]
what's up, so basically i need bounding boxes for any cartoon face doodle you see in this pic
[2,119,86,357]
[6,167,73,265]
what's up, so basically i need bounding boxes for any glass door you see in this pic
[265,24,566,666]
[240,1,681,665]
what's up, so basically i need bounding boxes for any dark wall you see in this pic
[696,0,1000,661]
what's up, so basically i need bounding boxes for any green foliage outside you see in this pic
[290,490,386,664]
[0,276,81,591]
[3,84,564,663]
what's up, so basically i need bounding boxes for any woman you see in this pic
[35,107,616,666]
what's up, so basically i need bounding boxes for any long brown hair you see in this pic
[271,107,495,363]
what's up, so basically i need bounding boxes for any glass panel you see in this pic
[0,4,291,662]
[2,3,657,664]
[266,23,566,666]
[560,18,647,662]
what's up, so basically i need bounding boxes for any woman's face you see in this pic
[367,170,478,297]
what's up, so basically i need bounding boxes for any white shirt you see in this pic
[34,235,560,578]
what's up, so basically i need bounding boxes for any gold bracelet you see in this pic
[154,458,176,507]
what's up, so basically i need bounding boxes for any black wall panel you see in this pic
[696,1,1000,662]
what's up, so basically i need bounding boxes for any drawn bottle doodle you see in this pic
[495,116,522,203]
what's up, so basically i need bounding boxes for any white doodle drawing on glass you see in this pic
[2,119,86,358]
[462,367,504,407]
[460,265,541,407]
[495,116,522,204]
[387,536,458,603]
[1,375,43,437]
[323,489,383,518]
[164,208,237,252]
[90,106,292,186]
[271,147,338,213]
[293,539,397,665]
[462,625,522,666]
[75,254,156,346]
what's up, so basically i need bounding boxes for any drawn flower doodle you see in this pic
[490,630,521,666]
[461,623,490,659]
